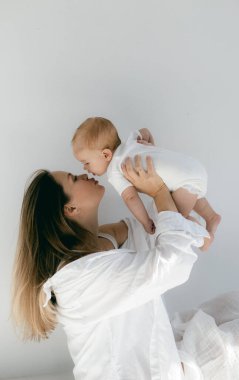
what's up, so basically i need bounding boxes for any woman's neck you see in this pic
[74,209,100,236]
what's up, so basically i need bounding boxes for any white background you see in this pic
[1,0,239,378]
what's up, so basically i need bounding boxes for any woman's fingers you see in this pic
[122,155,145,179]
[122,155,153,178]
[145,156,155,175]
[121,154,166,197]
[134,155,145,174]
[121,157,137,181]
[133,155,155,176]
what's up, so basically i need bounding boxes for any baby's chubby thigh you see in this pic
[155,163,207,207]
[171,187,199,217]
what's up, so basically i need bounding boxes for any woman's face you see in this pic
[51,171,105,211]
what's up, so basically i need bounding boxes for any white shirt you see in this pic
[43,211,208,380]
[107,131,207,198]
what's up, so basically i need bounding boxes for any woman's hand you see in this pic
[121,155,166,198]
[121,155,178,213]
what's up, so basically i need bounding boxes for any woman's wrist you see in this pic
[153,184,178,213]
[149,182,167,198]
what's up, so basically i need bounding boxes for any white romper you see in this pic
[107,131,207,198]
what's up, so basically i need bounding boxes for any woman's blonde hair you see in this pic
[11,170,98,341]
[72,116,121,152]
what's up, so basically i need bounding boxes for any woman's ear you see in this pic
[64,204,80,217]
[102,149,113,162]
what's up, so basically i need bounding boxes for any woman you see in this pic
[12,155,209,380]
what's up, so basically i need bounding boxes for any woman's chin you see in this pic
[98,184,105,196]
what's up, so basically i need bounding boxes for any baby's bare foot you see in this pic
[200,232,214,251]
[206,214,221,235]
[187,216,214,251]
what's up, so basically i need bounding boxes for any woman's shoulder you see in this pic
[99,220,128,248]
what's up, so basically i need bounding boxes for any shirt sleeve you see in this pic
[44,212,209,326]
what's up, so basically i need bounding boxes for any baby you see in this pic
[72,117,221,250]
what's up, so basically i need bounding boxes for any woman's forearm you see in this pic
[153,185,178,213]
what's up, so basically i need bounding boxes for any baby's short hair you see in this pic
[72,117,121,151]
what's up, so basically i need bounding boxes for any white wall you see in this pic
[1,0,239,378]
[2,373,73,380]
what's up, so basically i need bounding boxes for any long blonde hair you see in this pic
[11,170,97,341]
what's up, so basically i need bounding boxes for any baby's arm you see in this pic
[122,186,156,234]
[138,128,155,146]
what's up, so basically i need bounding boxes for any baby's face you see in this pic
[73,147,109,176]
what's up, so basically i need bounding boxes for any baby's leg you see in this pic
[172,188,198,218]
[172,188,213,251]
[194,198,221,235]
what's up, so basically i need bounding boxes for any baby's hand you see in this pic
[138,128,155,145]
[137,138,154,146]
[143,218,156,235]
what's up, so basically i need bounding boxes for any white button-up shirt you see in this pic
[43,211,208,380]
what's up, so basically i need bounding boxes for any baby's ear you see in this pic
[102,149,113,162]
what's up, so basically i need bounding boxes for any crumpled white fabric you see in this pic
[171,291,239,380]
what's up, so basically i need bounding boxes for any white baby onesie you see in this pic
[107,130,207,198]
